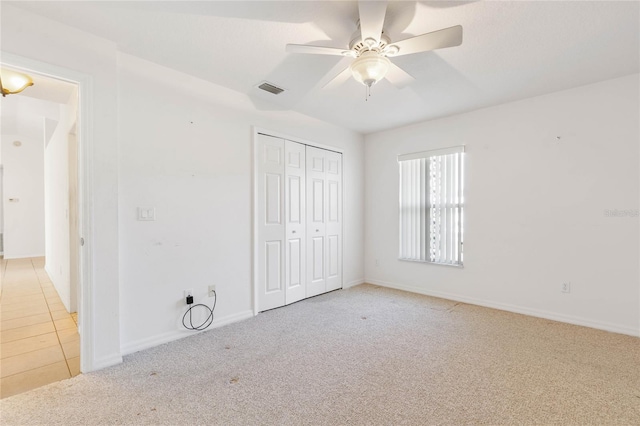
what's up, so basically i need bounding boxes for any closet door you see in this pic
[257,135,286,311]
[306,146,327,297]
[324,150,342,292]
[306,146,343,296]
[257,136,342,311]
[284,141,306,304]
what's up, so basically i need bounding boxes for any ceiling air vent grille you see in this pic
[258,82,285,95]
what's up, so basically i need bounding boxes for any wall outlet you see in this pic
[208,285,216,297]
[561,282,571,293]
[375,259,380,267]
[184,289,193,299]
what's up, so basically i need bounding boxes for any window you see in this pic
[398,146,464,266]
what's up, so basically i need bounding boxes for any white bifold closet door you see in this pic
[284,140,306,305]
[257,134,341,312]
[306,146,342,297]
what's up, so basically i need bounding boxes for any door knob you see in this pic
[292,230,296,233]
[316,229,319,232]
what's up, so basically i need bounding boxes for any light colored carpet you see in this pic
[1,284,639,425]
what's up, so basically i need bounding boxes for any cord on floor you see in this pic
[182,291,216,331]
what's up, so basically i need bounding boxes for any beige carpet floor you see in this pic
[1,284,639,425]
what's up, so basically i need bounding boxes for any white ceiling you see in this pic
[8,1,639,134]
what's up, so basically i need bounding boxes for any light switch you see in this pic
[137,207,156,221]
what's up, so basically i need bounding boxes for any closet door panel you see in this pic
[285,141,306,305]
[325,150,342,292]
[306,146,327,297]
[257,135,286,311]
[311,236,325,280]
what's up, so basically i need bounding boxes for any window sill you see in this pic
[398,258,464,268]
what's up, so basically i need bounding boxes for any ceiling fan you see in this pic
[286,1,463,97]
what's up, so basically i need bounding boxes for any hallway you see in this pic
[0,257,80,399]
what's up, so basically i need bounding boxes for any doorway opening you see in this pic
[0,65,82,398]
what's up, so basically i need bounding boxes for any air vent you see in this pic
[257,82,285,95]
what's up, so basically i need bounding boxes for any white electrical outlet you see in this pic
[375,259,380,267]
[208,285,216,297]
[184,289,193,298]
[562,282,571,293]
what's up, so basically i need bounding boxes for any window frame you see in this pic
[398,146,465,267]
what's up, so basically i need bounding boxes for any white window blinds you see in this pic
[398,146,464,266]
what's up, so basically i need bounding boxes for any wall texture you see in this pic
[364,74,640,336]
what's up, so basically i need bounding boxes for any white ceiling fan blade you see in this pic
[322,67,352,90]
[390,25,463,57]
[286,44,348,56]
[358,1,388,44]
[385,63,415,89]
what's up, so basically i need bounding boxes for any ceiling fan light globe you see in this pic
[349,51,390,87]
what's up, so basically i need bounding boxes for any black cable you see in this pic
[182,291,216,331]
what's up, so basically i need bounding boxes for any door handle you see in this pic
[292,230,296,234]
[316,229,319,232]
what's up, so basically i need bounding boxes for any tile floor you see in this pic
[1,257,80,399]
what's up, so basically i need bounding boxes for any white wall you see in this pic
[44,92,78,313]
[2,4,121,370]
[1,134,45,258]
[364,74,640,336]
[117,54,364,353]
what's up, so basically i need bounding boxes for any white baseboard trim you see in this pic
[44,265,53,282]
[365,278,639,337]
[44,265,71,313]
[344,278,365,289]
[121,310,254,356]
[90,353,124,371]
[3,253,45,260]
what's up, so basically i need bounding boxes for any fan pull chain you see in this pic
[365,84,372,101]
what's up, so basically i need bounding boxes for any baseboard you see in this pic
[121,310,254,356]
[344,278,365,289]
[3,253,45,260]
[45,265,72,313]
[365,278,639,337]
[89,353,124,371]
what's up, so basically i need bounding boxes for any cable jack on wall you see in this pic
[182,290,217,331]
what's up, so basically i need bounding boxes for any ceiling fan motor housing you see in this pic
[349,28,392,55]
